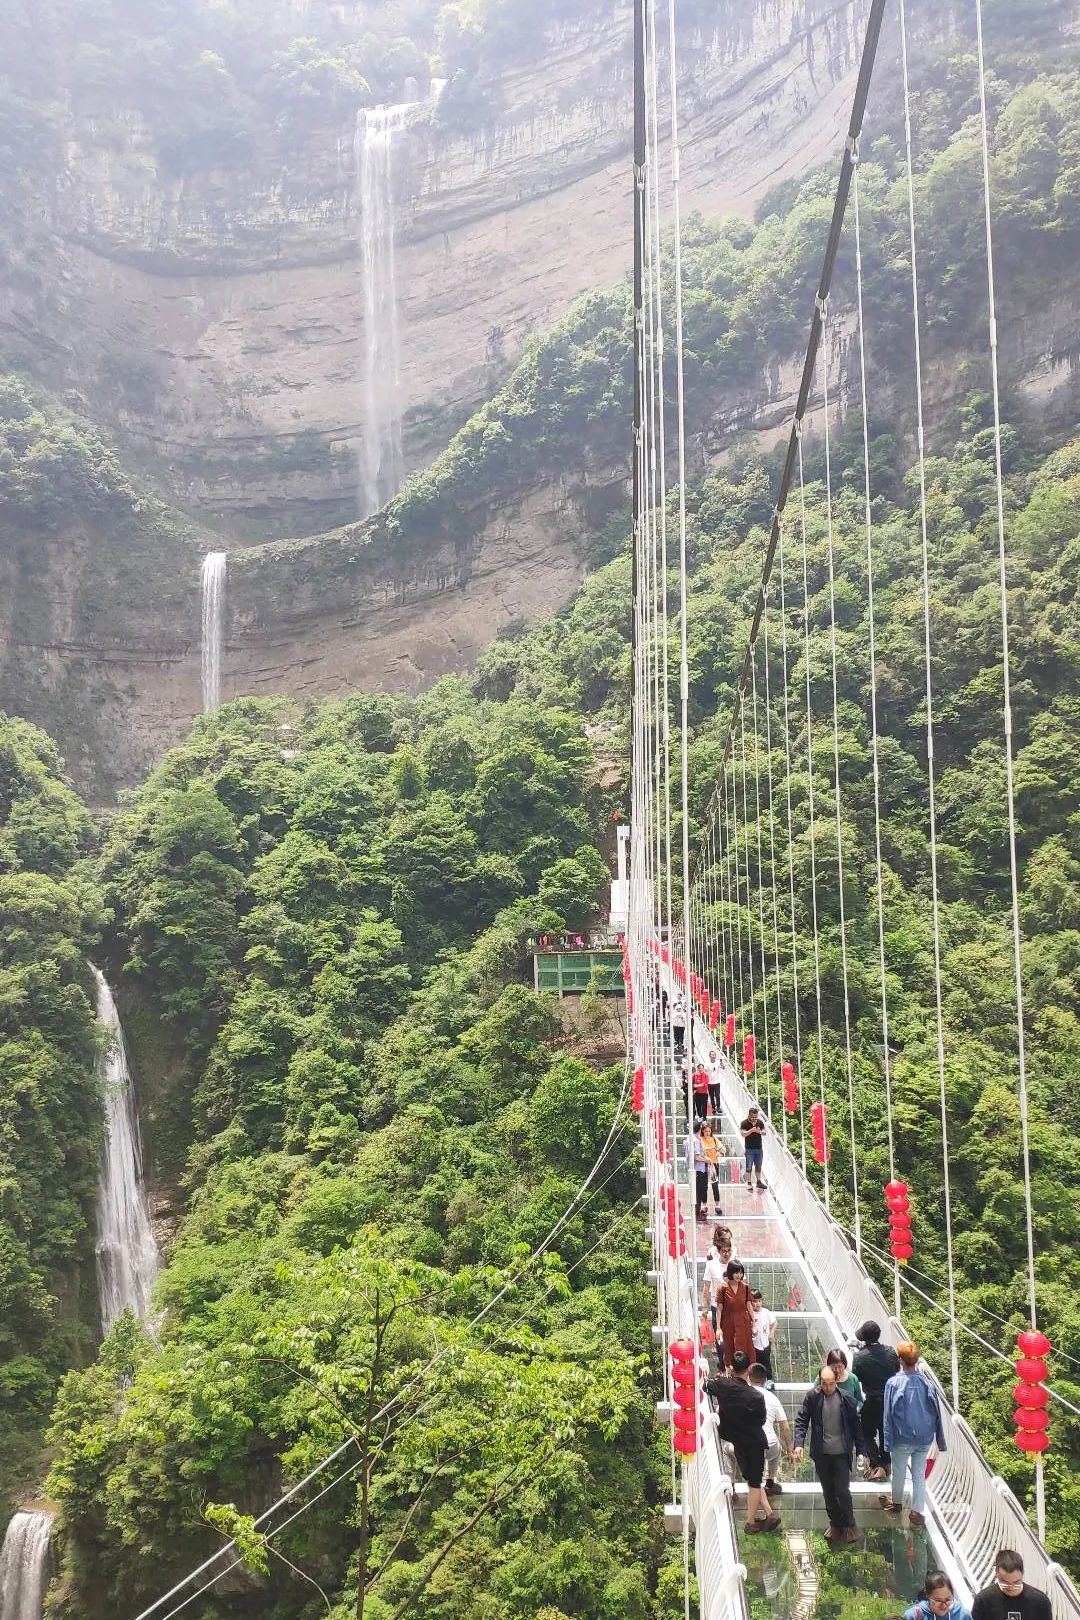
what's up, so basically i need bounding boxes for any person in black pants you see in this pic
[793,1365,866,1543]
[853,1319,901,1482]
[707,1352,782,1535]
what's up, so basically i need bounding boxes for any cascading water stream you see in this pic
[356,98,415,517]
[200,551,227,713]
[0,1512,51,1620]
[91,965,159,1333]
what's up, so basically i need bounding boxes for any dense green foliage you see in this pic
[0,717,104,1505]
[0,0,612,176]
[475,410,1080,1561]
[385,36,1080,554]
[43,689,664,1617]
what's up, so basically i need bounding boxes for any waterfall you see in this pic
[200,551,227,713]
[91,965,159,1333]
[355,97,417,518]
[0,1512,51,1620]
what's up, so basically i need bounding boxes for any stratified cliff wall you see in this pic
[0,0,870,535]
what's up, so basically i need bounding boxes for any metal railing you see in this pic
[646,1043,749,1620]
[696,1014,1080,1620]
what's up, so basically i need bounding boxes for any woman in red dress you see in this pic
[718,1260,755,1369]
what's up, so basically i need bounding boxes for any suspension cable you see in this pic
[898,0,960,1411]
[851,139,901,1316]
[778,517,807,1173]
[751,645,772,1116]
[820,300,861,1251]
[798,435,830,1208]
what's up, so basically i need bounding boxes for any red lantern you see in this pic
[743,1034,756,1074]
[670,1343,698,1457]
[724,1013,736,1049]
[709,999,721,1030]
[883,1180,913,1261]
[810,1101,829,1164]
[632,1066,646,1114]
[1013,1328,1051,1456]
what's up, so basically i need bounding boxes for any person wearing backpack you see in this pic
[880,1341,946,1527]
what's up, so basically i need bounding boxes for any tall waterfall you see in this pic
[92,966,159,1332]
[200,551,227,713]
[356,98,416,518]
[0,1512,51,1620]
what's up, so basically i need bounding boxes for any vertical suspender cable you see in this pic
[820,303,861,1251]
[762,595,788,1146]
[852,146,901,1317]
[661,2,701,1605]
[739,693,758,1100]
[778,518,807,1173]
[898,0,960,1409]
[972,0,1044,1538]
[751,646,772,1116]
[798,437,830,1209]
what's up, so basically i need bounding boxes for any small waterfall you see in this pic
[0,1512,51,1620]
[355,97,417,518]
[200,552,227,713]
[92,966,159,1333]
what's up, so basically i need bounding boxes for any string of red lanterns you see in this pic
[670,1338,699,1456]
[811,1100,829,1164]
[1014,1330,1052,1455]
[884,1180,914,1265]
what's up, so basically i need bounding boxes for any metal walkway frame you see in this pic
[645,986,1080,1620]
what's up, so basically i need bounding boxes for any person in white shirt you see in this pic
[750,1288,778,1383]
[749,1362,792,1496]
[701,1224,739,1337]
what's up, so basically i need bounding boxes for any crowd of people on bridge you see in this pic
[650,977,1060,1605]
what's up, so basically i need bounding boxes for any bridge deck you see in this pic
[648,996,1080,1620]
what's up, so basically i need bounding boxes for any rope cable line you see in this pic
[762,592,788,1145]
[751,644,772,1116]
[972,0,1045,1536]
[739,692,758,1101]
[778,515,808,1173]
[851,139,902,1317]
[798,434,830,1209]
[898,0,960,1412]
[819,299,861,1252]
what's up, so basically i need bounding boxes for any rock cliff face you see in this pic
[0,0,872,535]
[4,0,1080,802]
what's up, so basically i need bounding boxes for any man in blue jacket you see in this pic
[793,1364,866,1542]
[881,1341,946,1527]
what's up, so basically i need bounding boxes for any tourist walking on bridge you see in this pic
[718,1260,755,1370]
[740,1105,767,1190]
[793,1364,865,1542]
[707,1351,782,1536]
[881,1342,945,1528]
[904,1571,973,1620]
[854,1320,900,1481]
[972,1552,1052,1620]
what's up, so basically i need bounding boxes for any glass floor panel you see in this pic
[738,1496,947,1620]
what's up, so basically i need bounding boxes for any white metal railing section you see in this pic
[692,1010,1080,1620]
[644,1042,748,1620]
